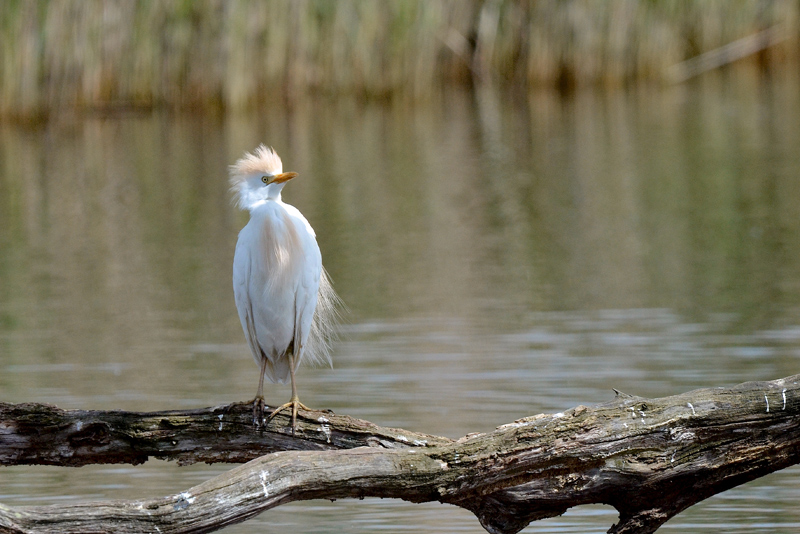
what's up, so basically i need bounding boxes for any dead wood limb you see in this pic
[666,24,790,82]
[0,401,450,466]
[1,374,800,534]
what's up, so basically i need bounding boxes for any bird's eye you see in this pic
[261,176,270,184]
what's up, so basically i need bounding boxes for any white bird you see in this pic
[229,145,339,434]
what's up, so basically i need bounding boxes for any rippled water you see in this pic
[2,70,800,532]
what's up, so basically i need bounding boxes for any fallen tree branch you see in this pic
[666,24,790,83]
[1,374,799,534]
[0,401,449,466]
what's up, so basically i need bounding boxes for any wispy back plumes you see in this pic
[306,267,344,371]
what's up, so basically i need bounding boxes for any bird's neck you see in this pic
[247,195,282,212]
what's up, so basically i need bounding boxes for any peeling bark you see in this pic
[1,374,799,534]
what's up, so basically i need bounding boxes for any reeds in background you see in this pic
[1,0,798,119]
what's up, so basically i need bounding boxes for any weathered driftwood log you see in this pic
[1,374,799,534]
[0,401,450,466]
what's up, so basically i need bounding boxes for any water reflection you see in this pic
[2,70,800,532]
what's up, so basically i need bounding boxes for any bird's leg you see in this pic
[252,357,268,428]
[266,352,311,436]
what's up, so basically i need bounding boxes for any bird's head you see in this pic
[229,145,298,209]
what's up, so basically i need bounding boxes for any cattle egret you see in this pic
[229,145,339,434]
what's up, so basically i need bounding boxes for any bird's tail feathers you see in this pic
[262,354,291,384]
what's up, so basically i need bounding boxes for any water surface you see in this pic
[2,71,800,532]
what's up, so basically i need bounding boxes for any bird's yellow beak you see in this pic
[268,172,298,185]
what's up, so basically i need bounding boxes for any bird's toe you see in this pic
[252,396,266,428]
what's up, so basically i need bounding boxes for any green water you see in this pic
[2,71,800,532]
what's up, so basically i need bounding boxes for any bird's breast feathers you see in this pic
[238,201,321,294]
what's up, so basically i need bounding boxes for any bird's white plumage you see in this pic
[230,145,337,388]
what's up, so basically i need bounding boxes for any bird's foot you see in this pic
[266,396,312,436]
[252,396,266,428]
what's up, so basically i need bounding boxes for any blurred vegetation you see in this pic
[1,0,799,119]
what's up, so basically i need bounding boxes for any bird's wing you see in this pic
[287,210,323,369]
[232,236,264,369]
